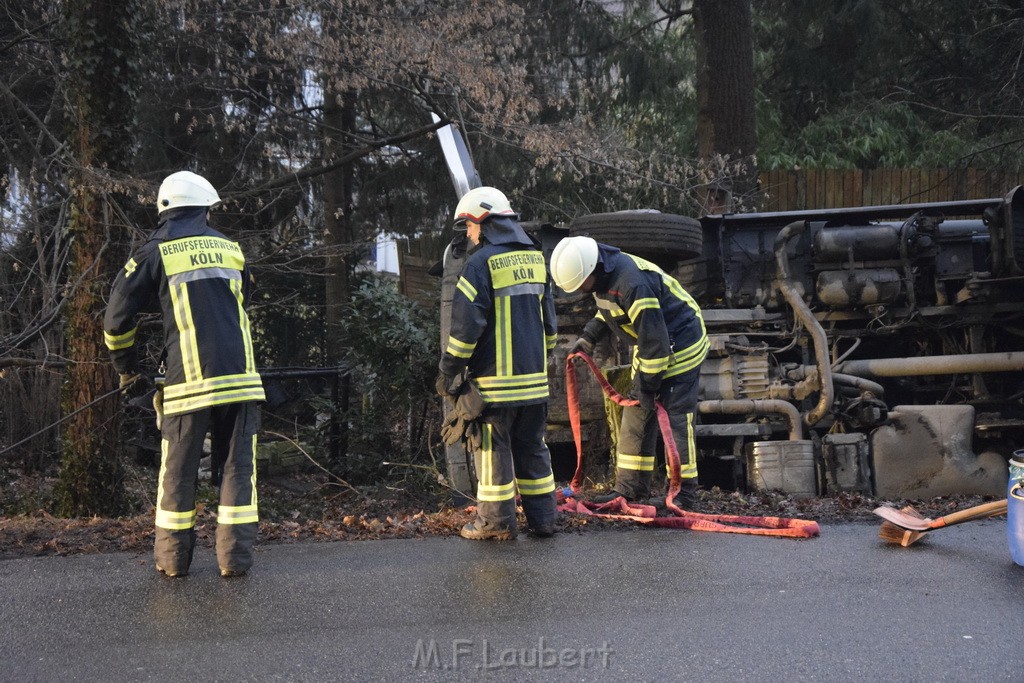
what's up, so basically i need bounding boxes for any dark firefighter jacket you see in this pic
[103,207,265,416]
[582,243,707,393]
[440,216,557,406]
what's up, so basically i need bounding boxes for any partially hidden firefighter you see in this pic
[549,235,708,509]
[436,186,559,540]
[104,171,265,577]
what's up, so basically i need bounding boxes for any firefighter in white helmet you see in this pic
[104,171,265,577]
[550,235,708,508]
[436,186,559,539]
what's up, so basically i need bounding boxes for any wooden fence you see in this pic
[398,253,439,309]
[757,168,1024,212]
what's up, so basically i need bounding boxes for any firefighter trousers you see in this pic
[613,367,700,499]
[155,402,260,574]
[472,403,557,532]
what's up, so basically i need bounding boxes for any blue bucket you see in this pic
[1010,483,1024,568]
[1011,450,1024,484]
[1007,450,1024,489]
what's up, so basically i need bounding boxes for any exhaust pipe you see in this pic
[835,351,1024,377]
[698,399,804,441]
[774,220,834,427]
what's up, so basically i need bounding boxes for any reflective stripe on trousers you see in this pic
[472,403,557,530]
[614,367,701,499]
[155,402,260,574]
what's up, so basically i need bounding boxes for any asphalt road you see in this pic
[1,521,1022,682]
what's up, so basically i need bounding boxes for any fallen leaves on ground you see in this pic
[0,471,1002,559]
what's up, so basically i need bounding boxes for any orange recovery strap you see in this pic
[561,351,820,539]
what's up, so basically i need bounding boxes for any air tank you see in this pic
[813,225,902,262]
[816,268,902,307]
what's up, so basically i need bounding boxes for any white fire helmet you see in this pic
[453,186,516,228]
[550,236,599,293]
[157,171,221,214]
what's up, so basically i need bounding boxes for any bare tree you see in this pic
[1,0,730,496]
[54,0,143,515]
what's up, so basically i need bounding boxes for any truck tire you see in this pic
[569,211,703,262]
[440,238,478,504]
[443,441,477,506]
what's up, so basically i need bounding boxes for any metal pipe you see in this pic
[774,221,835,427]
[834,351,1024,377]
[831,337,861,368]
[834,373,885,396]
[703,197,1003,228]
[698,399,804,441]
[787,366,886,396]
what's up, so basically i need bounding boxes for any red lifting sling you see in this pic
[561,351,820,539]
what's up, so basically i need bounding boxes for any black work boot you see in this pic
[590,491,627,505]
[591,485,649,505]
[526,519,556,538]
[673,479,700,511]
[460,518,517,541]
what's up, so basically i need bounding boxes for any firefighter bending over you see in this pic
[550,236,708,509]
[104,171,265,577]
[436,187,558,540]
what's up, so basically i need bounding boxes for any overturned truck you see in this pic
[440,187,1024,501]
[588,189,1024,499]
[433,119,1021,499]
[442,189,1024,501]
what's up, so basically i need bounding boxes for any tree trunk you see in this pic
[55,0,140,516]
[694,0,758,205]
[322,89,356,467]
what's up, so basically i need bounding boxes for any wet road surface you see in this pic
[2,521,1022,681]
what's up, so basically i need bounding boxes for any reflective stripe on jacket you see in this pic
[591,247,707,392]
[441,241,557,406]
[104,207,265,415]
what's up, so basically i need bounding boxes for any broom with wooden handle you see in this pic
[875,499,1008,547]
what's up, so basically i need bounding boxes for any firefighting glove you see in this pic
[454,380,486,421]
[440,380,487,447]
[440,412,466,446]
[570,336,595,357]
[463,420,482,452]
[573,318,609,359]
[119,372,142,393]
[440,414,484,450]
[435,372,458,398]
[119,372,151,402]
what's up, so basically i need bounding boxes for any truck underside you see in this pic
[607,190,1024,498]
[433,121,1021,499]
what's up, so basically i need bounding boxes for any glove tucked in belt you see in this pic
[440,379,486,448]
